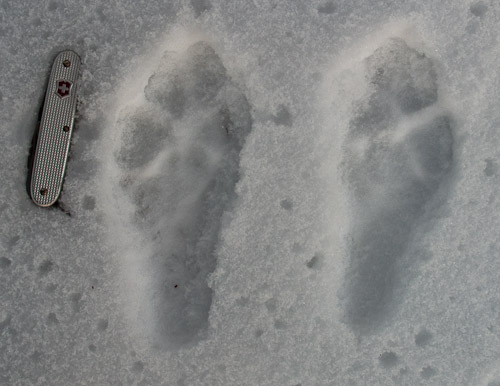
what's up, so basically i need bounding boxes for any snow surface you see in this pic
[1,0,500,385]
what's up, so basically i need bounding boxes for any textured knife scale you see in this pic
[30,51,80,207]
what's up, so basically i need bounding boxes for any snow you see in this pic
[1,0,500,385]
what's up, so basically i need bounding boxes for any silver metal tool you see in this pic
[30,50,80,207]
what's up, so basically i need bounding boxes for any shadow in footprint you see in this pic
[340,38,454,333]
[114,41,252,349]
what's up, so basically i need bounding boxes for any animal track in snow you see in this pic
[340,38,454,332]
[111,41,252,349]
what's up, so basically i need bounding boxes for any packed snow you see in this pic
[1,1,500,385]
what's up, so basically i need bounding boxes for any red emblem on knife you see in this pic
[56,80,72,98]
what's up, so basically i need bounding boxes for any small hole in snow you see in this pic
[379,351,398,368]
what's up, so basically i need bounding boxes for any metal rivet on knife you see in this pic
[40,188,48,196]
[63,125,70,132]
[63,60,71,67]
